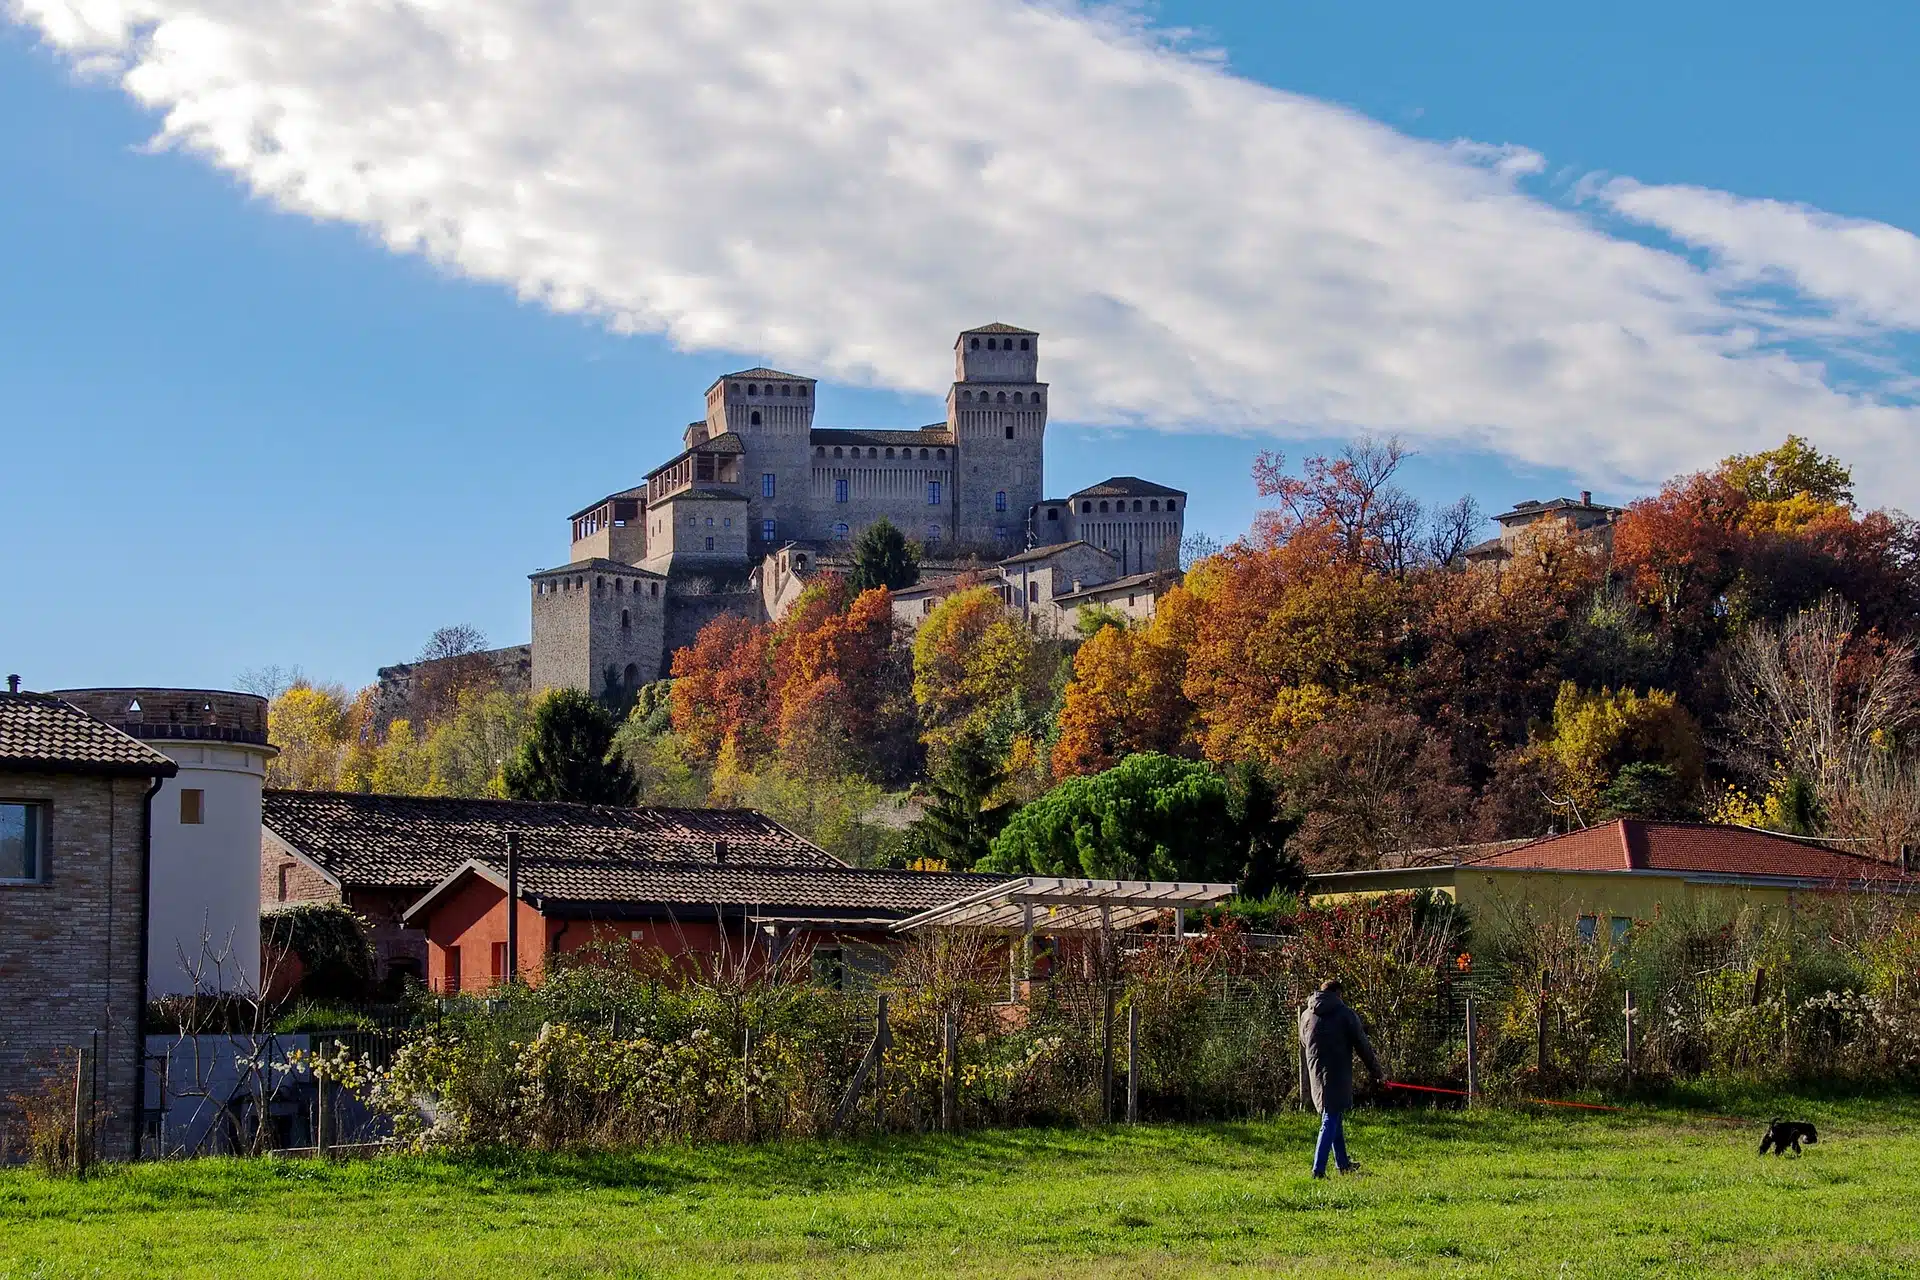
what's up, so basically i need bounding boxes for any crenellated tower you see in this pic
[946,323,1047,550]
[703,367,816,551]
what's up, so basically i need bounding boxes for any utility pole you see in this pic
[505,833,521,985]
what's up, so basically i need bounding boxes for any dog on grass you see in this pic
[1758,1119,1819,1156]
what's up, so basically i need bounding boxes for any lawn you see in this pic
[3,1096,1917,1278]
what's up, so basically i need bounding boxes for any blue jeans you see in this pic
[1313,1108,1350,1176]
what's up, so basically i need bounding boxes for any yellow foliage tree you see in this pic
[1537,683,1704,817]
[911,587,1047,761]
[264,684,351,790]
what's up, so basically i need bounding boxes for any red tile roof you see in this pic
[1469,820,1917,885]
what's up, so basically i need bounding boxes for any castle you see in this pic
[525,324,1188,699]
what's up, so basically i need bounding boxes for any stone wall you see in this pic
[0,771,151,1160]
[806,449,955,548]
[661,590,767,676]
[532,564,668,697]
[372,645,531,728]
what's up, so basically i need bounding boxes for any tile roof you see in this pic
[568,485,649,520]
[1492,496,1624,524]
[670,487,751,502]
[0,693,179,776]
[1052,570,1174,603]
[998,540,1109,567]
[1071,476,1186,499]
[1469,820,1919,885]
[716,367,812,382]
[419,853,1008,918]
[263,791,844,890]
[528,557,666,580]
[812,428,955,449]
[960,322,1038,335]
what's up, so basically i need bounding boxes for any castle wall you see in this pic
[643,492,751,575]
[709,375,814,550]
[373,645,532,727]
[951,401,1046,550]
[807,449,956,547]
[660,591,768,677]
[1067,501,1185,575]
[531,564,667,698]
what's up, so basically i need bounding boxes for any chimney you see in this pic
[1580,490,1592,506]
[713,838,729,864]
[1071,579,1083,593]
[5,675,18,694]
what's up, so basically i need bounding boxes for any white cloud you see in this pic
[11,0,1920,501]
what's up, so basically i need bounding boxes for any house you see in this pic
[0,684,179,1160]
[260,791,854,988]
[1308,819,1920,937]
[888,542,1180,636]
[401,852,1005,992]
[53,689,276,995]
[1463,491,1624,568]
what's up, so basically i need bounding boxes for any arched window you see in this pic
[1020,338,1030,350]
[1099,501,1110,513]
[996,391,1007,403]
[1133,499,1143,512]
[920,448,929,459]
[780,384,791,396]
[621,608,630,630]
[1033,390,1043,404]
[747,383,759,396]
[1013,392,1023,404]
[834,522,849,539]
[1167,499,1177,512]
[750,411,761,426]
[1081,501,1092,513]
[833,446,843,458]
[624,663,639,686]
[615,578,625,593]
[816,446,825,456]
[969,337,980,350]
[866,447,877,458]
[649,582,659,597]
[596,576,606,592]
[986,338,997,351]
[798,385,807,397]
[937,448,946,459]
[1150,499,1159,511]
[963,390,973,402]
[885,447,895,458]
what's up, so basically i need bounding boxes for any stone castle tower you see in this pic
[947,323,1048,547]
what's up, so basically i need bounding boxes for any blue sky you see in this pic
[4,1,1919,693]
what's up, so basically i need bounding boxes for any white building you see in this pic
[54,688,276,995]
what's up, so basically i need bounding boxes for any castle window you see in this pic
[926,525,941,544]
[1033,390,1043,404]
[1013,392,1023,404]
[750,411,761,426]
[1133,500,1143,512]
[797,385,807,397]
[1005,425,1014,440]
[1020,338,1030,351]
[920,448,929,459]
[834,522,849,539]
[1047,508,1058,521]
[1028,582,1040,603]
[724,517,732,528]
[937,449,946,459]
[995,491,1007,512]
[970,337,980,350]
[1099,501,1110,513]
[815,446,824,456]
[995,526,1007,540]
[1167,500,1177,512]
[836,478,849,503]
[834,447,843,458]
[650,582,659,597]
[615,578,624,593]
[688,515,696,525]
[705,517,713,527]
[986,338,997,351]
[885,447,895,458]
[621,609,630,630]
[596,576,606,591]
[705,537,715,551]
[1081,502,1091,513]
[747,383,759,396]
[927,480,942,505]
[1150,500,1159,511]
[624,663,639,687]
[780,384,791,396]
[962,390,972,402]
[996,391,1007,404]
[762,519,777,542]
[762,473,776,498]
[868,448,878,458]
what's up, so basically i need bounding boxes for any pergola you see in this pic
[891,877,1237,936]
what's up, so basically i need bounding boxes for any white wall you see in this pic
[147,742,272,995]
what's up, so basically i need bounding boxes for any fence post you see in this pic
[315,1054,330,1159]
[1464,995,1479,1106]
[1126,1003,1139,1124]
[71,1046,88,1177]
[1101,985,1115,1124]
[1536,969,1552,1076]
[941,1005,959,1133]
[875,994,889,1131]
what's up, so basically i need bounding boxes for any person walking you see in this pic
[1299,978,1385,1178]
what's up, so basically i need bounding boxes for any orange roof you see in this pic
[1468,819,1916,885]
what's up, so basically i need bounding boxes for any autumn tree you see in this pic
[669,614,774,766]
[912,586,1050,764]
[1533,683,1704,820]
[1276,705,1471,871]
[265,683,353,790]
[1051,620,1193,777]
[502,689,638,804]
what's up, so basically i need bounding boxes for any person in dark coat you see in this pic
[1298,979,1385,1177]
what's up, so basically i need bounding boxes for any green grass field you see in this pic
[3,1096,1916,1278]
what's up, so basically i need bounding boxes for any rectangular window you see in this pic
[762,519,777,542]
[836,478,849,503]
[704,536,715,550]
[277,864,293,902]
[1577,915,1598,943]
[1028,582,1039,603]
[0,801,46,882]
[927,481,942,505]
[445,945,462,994]
[1610,917,1632,945]
[179,788,204,825]
[762,473,776,498]
[490,941,509,985]
[995,491,1007,512]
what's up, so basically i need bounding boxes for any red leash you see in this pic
[1382,1080,1743,1123]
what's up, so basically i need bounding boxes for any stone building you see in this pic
[1464,491,1624,568]
[0,685,178,1160]
[525,323,1189,697]
[51,689,276,996]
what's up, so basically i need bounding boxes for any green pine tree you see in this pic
[502,688,638,805]
[850,518,921,592]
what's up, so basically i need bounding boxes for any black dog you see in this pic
[1759,1119,1819,1156]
